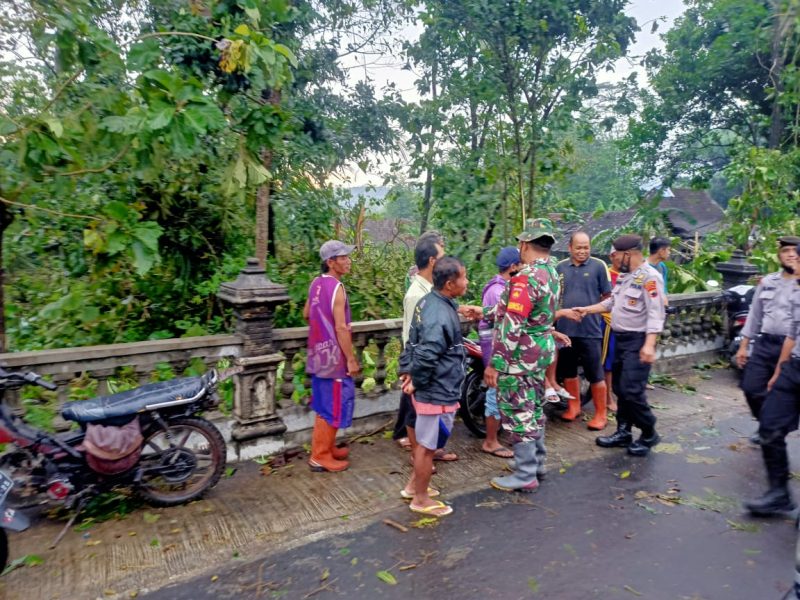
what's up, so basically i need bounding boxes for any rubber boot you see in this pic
[507,434,548,479]
[559,377,582,421]
[309,416,349,472]
[745,435,797,516]
[331,442,350,460]
[596,422,633,448]
[491,441,539,493]
[586,382,608,431]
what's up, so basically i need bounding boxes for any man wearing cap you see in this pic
[556,231,612,430]
[735,236,800,444]
[483,218,561,492]
[744,240,800,517]
[304,240,361,472]
[576,234,666,457]
[478,247,522,459]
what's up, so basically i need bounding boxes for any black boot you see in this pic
[596,423,633,448]
[744,484,796,517]
[749,431,762,445]
[627,430,661,457]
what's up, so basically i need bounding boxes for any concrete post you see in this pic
[715,250,759,289]
[218,258,290,445]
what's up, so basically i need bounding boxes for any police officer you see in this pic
[576,234,667,456]
[745,242,800,517]
[736,236,800,443]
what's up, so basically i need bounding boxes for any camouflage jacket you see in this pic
[484,258,560,375]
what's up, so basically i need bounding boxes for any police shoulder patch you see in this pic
[644,279,658,298]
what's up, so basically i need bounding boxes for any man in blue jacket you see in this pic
[398,256,469,518]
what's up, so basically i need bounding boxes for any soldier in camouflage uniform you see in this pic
[483,219,561,492]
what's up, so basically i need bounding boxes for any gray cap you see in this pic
[320,240,356,261]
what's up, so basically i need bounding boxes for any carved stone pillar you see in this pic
[218,258,290,443]
[715,250,759,289]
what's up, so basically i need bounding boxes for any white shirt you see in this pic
[402,274,433,345]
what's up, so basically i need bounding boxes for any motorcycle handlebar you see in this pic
[0,367,57,391]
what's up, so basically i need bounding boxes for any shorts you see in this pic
[484,386,500,419]
[414,412,456,451]
[602,322,616,372]
[310,376,355,429]
[556,337,604,383]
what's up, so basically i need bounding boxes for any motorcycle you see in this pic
[459,338,488,438]
[0,366,227,571]
[722,284,755,370]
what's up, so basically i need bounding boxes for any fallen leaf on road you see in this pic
[376,570,397,585]
[320,568,330,581]
[411,517,439,529]
[624,584,643,596]
[351,558,358,566]
[211,575,218,582]
[619,470,631,479]
[653,443,682,454]
[86,540,101,546]
[528,577,539,593]
[169,528,181,534]
[726,520,761,533]
[686,454,719,465]
[142,512,160,524]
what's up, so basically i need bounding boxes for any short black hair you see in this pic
[415,236,441,270]
[433,256,464,290]
[418,230,444,246]
[321,261,330,273]
[649,237,671,255]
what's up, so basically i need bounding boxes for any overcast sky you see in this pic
[339,0,687,186]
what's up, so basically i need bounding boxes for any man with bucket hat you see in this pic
[482,218,561,492]
[304,240,361,472]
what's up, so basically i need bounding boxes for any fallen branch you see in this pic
[303,577,338,599]
[347,418,394,444]
[383,519,408,533]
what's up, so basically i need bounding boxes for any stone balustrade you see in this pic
[0,254,732,460]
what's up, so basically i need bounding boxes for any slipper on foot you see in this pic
[396,437,412,450]
[400,487,440,500]
[409,500,453,517]
[481,446,514,458]
[433,450,458,462]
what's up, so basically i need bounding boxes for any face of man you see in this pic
[569,233,591,264]
[657,245,671,261]
[779,245,798,273]
[609,249,623,270]
[445,266,469,298]
[327,255,352,276]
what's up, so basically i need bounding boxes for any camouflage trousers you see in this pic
[497,372,546,444]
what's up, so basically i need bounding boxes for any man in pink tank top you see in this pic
[303,240,361,472]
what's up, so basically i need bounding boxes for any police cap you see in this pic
[611,234,643,252]
[778,235,800,247]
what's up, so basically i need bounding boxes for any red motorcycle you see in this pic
[459,339,488,437]
[0,366,227,570]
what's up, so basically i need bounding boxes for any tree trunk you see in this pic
[767,0,793,148]
[0,200,13,352]
[255,148,272,267]
[419,59,439,235]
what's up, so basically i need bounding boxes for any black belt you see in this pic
[759,333,785,344]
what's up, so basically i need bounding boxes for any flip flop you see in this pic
[433,450,458,462]
[400,487,440,500]
[481,446,514,459]
[409,500,453,517]
[396,437,412,450]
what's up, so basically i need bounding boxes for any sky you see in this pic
[339,0,688,187]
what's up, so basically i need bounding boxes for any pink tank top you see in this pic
[306,275,351,379]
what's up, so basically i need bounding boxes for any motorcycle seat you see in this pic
[61,371,216,424]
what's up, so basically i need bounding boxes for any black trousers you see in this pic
[759,357,800,487]
[740,334,785,420]
[611,331,656,434]
[392,391,417,439]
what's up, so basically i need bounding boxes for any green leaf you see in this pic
[244,6,260,25]
[106,230,127,256]
[1,554,45,576]
[83,229,104,253]
[148,107,175,131]
[376,570,397,585]
[528,577,539,593]
[246,159,270,185]
[233,156,247,188]
[127,39,161,72]
[103,201,133,222]
[43,117,63,138]
[142,511,161,524]
[0,115,17,136]
[131,240,158,275]
[234,24,251,36]
[132,221,163,252]
[100,114,142,135]
[273,43,298,68]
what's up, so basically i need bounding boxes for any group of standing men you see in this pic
[301,219,673,517]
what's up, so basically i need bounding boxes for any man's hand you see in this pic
[484,365,498,389]
[346,357,361,376]
[735,348,748,369]
[553,331,571,348]
[560,308,583,322]
[458,305,483,321]
[639,344,657,364]
[574,306,589,317]
[401,378,415,395]
[767,367,781,391]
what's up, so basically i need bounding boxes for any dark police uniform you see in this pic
[746,271,800,517]
[739,236,800,421]
[595,235,666,457]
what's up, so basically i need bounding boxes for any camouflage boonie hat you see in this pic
[516,218,556,243]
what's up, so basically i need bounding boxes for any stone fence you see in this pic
[0,260,730,461]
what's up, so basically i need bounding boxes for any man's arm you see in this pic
[332,286,360,376]
[767,336,796,390]
[303,298,310,322]
[411,315,446,389]
[639,276,666,363]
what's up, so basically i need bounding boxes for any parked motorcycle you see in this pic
[0,366,227,571]
[459,338,487,438]
[722,284,755,370]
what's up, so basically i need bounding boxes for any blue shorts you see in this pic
[484,387,500,419]
[310,376,355,429]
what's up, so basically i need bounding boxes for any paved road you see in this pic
[146,410,799,600]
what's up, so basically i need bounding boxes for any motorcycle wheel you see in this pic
[136,417,226,507]
[459,370,487,438]
[0,528,7,574]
